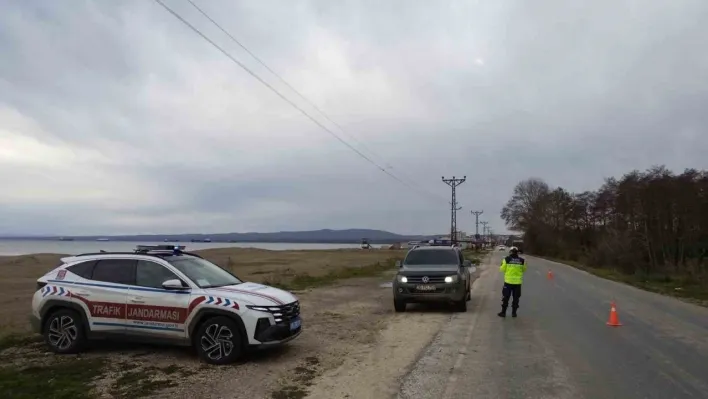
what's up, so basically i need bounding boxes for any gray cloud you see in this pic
[1,0,707,236]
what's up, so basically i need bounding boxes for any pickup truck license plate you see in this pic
[416,285,436,291]
[290,318,301,331]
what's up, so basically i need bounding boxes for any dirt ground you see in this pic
[0,247,487,399]
[0,248,404,334]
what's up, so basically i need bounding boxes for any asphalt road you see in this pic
[398,252,708,399]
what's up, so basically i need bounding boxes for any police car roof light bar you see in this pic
[73,244,206,260]
[135,244,186,252]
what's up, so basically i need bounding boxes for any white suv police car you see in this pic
[30,245,302,365]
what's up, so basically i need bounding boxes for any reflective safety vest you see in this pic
[500,255,527,284]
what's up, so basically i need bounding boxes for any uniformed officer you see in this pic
[498,246,527,318]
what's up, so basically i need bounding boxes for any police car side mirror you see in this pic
[463,260,472,267]
[395,260,402,268]
[162,279,188,290]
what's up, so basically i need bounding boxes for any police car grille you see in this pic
[265,301,300,324]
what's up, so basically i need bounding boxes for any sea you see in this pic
[0,239,364,256]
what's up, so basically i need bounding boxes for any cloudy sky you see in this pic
[1,0,707,236]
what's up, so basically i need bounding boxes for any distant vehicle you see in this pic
[497,245,506,251]
[392,246,473,312]
[30,245,301,365]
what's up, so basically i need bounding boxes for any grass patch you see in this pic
[271,385,307,399]
[271,356,320,399]
[110,368,178,398]
[0,333,41,352]
[0,358,106,399]
[537,255,708,306]
[263,258,398,291]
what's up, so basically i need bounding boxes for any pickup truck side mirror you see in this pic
[395,260,402,268]
[463,260,472,267]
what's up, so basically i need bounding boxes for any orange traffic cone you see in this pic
[606,301,622,326]
[547,270,554,280]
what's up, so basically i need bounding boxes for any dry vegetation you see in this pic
[0,247,410,399]
[502,166,708,304]
[0,247,405,337]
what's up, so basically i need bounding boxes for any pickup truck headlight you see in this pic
[444,275,458,283]
[397,275,408,283]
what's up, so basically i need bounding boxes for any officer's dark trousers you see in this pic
[501,283,522,312]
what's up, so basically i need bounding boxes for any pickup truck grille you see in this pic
[406,276,447,284]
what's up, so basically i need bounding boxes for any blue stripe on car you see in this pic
[48,280,191,294]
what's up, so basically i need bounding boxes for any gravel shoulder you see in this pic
[302,260,485,399]
[1,274,402,399]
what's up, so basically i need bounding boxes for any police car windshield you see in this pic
[167,257,242,288]
[404,249,459,266]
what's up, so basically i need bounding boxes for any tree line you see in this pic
[501,166,707,285]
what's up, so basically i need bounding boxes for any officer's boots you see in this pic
[498,306,507,318]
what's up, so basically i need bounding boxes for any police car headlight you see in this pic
[398,275,408,283]
[246,305,270,312]
[445,276,457,283]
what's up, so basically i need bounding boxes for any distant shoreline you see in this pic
[0,238,395,244]
[0,228,431,245]
[0,240,378,257]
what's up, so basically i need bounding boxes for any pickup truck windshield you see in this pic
[404,250,459,266]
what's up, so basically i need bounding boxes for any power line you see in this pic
[154,0,447,204]
[185,0,446,204]
[442,176,466,245]
[185,0,387,167]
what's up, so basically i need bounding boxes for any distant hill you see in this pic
[5,229,433,244]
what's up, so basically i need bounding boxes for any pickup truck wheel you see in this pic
[455,299,467,312]
[394,299,407,312]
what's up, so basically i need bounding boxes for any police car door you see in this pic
[80,259,134,335]
[125,260,191,338]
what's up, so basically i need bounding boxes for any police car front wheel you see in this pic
[195,316,244,365]
[43,308,86,354]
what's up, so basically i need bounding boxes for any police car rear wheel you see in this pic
[195,316,243,365]
[44,308,86,354]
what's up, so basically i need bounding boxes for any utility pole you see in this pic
[480,221,489,247]
[442,176,466,245]
[470,210,483,238]
[451,202,462,242]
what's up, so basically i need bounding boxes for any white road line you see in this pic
[441,271,493,399]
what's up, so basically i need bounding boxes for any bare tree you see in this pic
[501,166,708,290]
